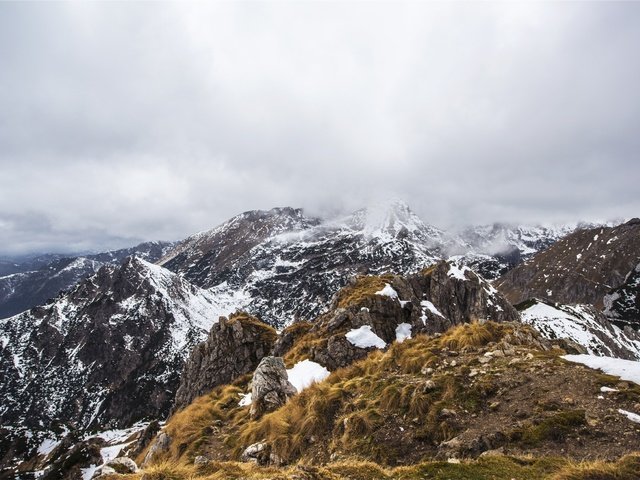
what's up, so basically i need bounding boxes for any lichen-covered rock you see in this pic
[241,442,271,465]
[106,456,138,473]
[142,432,171,467]
[174,313,277,410]
[91,465,116,479]
[250,357,297,419]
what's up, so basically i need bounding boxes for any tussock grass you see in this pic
[336,275,395,309]
[513,410,586,446]
[551,453,640,480]
[227,312,278,343]
[438,321,510,351]
[136,455,640,479]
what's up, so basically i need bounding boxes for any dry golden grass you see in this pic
[134,454,640,480]
[335,275,395,309]
[227,312,278,343]
[551,453,640,480]
[438,321,510,351]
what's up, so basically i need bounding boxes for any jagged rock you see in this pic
[277,261,519,369]
[250,357,297,420]
[604,262,640,330]
[142,432,171,467]
[174,313,278,410]
[39,438,105,480]
[107,456,138,473]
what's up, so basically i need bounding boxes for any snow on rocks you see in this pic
[395,323,412,343]
[375,283,399,300]
[447,264,470,281]
[562,354,640,385]
[345,325,387,349]
[421,300,445,318]
[238,359,330,407]
[522,300,640,360]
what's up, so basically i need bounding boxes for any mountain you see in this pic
[451,223,590,280]
[160,201,464,328]
[495,219,640,307]
[519,299,640,360]
[0,241,174,320]
[0,257,222,465]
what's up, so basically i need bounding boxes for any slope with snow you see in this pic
[520,300,640,360]
[160,201,462,328]
[0,241,174,319]
[0,257,224,462]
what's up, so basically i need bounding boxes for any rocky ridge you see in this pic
[0,257,221,466]
[0,241,174,319]
[495,219,640,307]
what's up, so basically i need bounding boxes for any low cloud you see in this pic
[1,2,639,254]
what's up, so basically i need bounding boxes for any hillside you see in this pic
[495,219,640,307]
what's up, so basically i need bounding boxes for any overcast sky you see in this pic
[1,2,639,255]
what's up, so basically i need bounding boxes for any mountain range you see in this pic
[1,200,639,479]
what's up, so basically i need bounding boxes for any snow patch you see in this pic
[447,264,469,281]
[346,325,386,349]
[395,323,412,343]
[562,355,640,385]
[287,359,331,392]
[619,409,640,424]
[375,284,399,300]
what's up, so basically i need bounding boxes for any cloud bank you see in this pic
[1,2,639,254]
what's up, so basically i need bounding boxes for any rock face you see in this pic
[495,220,640,307]
[604,262,640,330]
[280,260,519,370]
[174,313,278,410]
[249,357,297,419]
[0,257,221,465]
[0,241,174,320]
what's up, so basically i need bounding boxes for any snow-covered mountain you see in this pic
[452,223,593,279]
[0,257,223,462]
[160,201,463,327]
[495,219,640,307]
[0,241,174,320]
[520,299,640,360]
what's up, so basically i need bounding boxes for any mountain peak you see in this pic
[349,199,427,239]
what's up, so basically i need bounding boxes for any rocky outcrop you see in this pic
[281,261,519,370]
[174,313,278,410]
[249,357,297,420]
[604,262,640,330]
[496,220,640,307]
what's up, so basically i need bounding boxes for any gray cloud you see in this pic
[1,2,639,255]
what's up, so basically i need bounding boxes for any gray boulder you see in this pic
[250,357,297,419]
